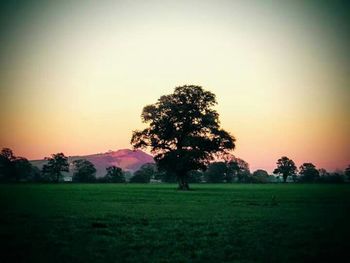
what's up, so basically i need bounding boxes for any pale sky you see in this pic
[0,0,349,172]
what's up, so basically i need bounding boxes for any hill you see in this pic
[31,149,154,177]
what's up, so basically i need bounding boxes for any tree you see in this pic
[318,168,329,177]
[227,157,250,183]
[273,156,297,183]
[13,157,33,182]
[72,159,96,183]
[42,153,69,183]
[103,166,125,183]
[131,85,235,190]
[252,169,269,177]
[345,165,350,181]
[251,169,270,183]
[130,163,160,183]
[0,148,33,182]
[299,163,319,183]
[205,162,227,183]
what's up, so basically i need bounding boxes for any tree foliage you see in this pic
[251,169,270,183]
[227,157,250,183]
[42,153,69,183]
[72,159,96,183]
[131,85,235,189]
[299,163,319,183]
[273,156,297,183]
[345,165,350,180]
[0,148,34,182]
[205,162,227,183]
[101,166,125,183]
[129,163,155,183]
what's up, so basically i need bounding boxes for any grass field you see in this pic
[0,184,349,262]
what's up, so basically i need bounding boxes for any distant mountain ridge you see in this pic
[31,149,154,177]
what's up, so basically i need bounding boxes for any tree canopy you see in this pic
[131,85,235,190]
[72,159,96,183]
[42,153,69,183]
[273,156,297,183]
[299,163,319,183]
[0,148,34,182]
[103,166,125,183]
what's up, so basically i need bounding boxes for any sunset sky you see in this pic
[0,0,349,172]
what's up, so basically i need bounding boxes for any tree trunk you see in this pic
[283,173,287,183]
[177,174,190,190]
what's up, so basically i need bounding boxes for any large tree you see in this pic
[273,156,297,183]
[131,85,235,190]
[42,153,69,183]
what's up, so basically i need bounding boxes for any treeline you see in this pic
[0,148,349,183]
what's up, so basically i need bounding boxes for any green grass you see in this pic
[0,184,349,262]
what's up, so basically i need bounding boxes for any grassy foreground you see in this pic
[0,184,349,262]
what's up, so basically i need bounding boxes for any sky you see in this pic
[0,0,349,172]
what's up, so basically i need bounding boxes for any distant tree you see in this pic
[131,85,235,190]
[129,163,156,183]
[318,172,344,183]
[72,159,96,183]
[318,168,329,177]
[345,165,350,181]
[228,157,250,183]
[13,157,33,181]
[0,148,33,182]
[252,169,269,177]
[130,163,158,183]
[299,163,319,183]
[273,156,297,183]
[129,170,151,183]
[42,153,69,183]
[205,162,227,183]
[104,166,125,183]
[250,169,270,183]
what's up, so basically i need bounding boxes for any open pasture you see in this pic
[0,184,349,262]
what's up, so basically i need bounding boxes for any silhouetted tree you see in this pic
[72,159,96,183]
[103,166,125,183]
[252,169,269,177]
[228,157,250,183]
[205,162,227,183]
[131,85,235,190]
[273,156,297,183]
[251,169,270,183]
[42,153,69,183]
[318,172,344,183]
[13,157,33,181]
[0,148,33,182]
[345,165,350,181]
[129,164,154,183]
[299,163,319,183]
[129,163,156,183]
[318,168,329,177]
